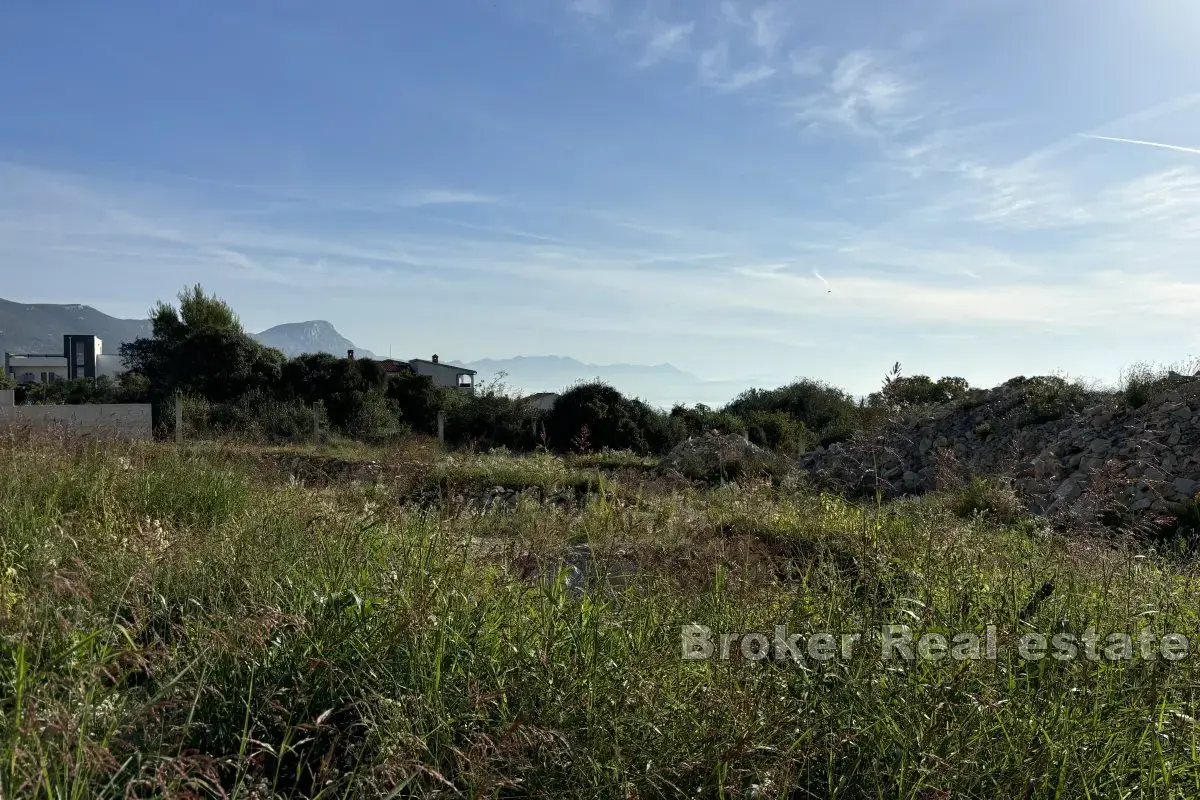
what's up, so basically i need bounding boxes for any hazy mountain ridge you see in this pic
[253,321,377,359]
[0,298,152,355]
[0,298,375,360]
[0,298,744,406]
[452,355,749,408]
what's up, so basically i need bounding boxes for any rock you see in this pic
[1173,477,1199,499]
[795,375,1200,521]
[659,433,778,482]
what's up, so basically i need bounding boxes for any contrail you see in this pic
[812,268,831,292]
[1079,134,1200,156]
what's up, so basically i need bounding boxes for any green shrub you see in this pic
[744,410,808,452]
[948,476,1025,524]
[544,381,672,455]
[670,404,747,439]
[1020,375,1090,424]
[1118,360,1196,409]
[442,387,539,450]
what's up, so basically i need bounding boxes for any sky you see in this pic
[2,0,1200,402]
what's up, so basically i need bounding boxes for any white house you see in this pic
[408,354,476,392]
[4,334,120,384]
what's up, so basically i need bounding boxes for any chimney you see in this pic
[347,349,355,360]
[431,354,439,364]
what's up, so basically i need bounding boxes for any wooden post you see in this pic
[437,411,445,444]
[313,401,321,444]
[174,391,183,443]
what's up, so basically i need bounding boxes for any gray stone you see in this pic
[1173,477,1199,499]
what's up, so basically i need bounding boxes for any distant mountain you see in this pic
[253,321,376,359]
[0,298,752,406]
[453,355,751,409]
[0,298,374,360]
[0,298,152,355]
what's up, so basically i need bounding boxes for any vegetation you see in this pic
[867,362,971,410]
[1119,358,1200,409]
[1019,374,1094,424]
[5,287,980,459]
[3,433,1200,797]
[8,288,1200,796]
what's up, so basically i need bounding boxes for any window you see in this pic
[75,341,85,366]
[40,372,48,382]
[457,374,473,388]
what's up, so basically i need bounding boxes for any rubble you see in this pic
[658,432,781,482]
[799,375,1200,520]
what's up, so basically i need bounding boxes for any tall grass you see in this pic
[1,433,1200,797]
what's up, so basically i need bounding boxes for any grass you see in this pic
[1119,358,1200,410]
[3,432,1200,797]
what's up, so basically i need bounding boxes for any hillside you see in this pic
[456,355,750,408]
[0,298,152,355]
[252,320,377,359]
[0,297,374,360]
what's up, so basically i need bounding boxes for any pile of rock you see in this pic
[659,432,779,482]
[799,375,1200,518]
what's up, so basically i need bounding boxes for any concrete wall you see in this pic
[0,401,153,441]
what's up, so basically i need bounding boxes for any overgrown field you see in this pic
[2,433,1200,798]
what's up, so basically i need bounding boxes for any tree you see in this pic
[544,381,671,454]
[865,363,972,409]
[119,285,284,422]
[385,371,440,433]
[724,378,859,446]
[277,353,393,434]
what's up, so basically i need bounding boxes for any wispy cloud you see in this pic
[748,3,790,56]
[1079,134,1200,157]
[632,18,694,68]
[786,50,918,137]
[570,0,611,19]
[395,190,500,208]
[697,42,774,92]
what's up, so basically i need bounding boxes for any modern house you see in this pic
[3,335,124,385]
[407,354,476,392]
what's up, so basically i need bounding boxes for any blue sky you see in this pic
[2,0,1199,401]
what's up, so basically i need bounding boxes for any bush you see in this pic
[544,382,672,455]
[725,379,859,440]
[948,476,1025,524]
[1118,360,1196,409]
[442,388,539,451]
[744,410,808,452]
[1021,375,1090,424]
[670,404,747,440]
[385,372,440,433]
[178,391,331,443]
[345,394,405,442]
[868,374,971,409]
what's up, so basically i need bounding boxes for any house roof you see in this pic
[375,358,415,373]
[409,358,477,374]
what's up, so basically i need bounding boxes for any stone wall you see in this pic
[0,400,153,441]
[799,375,1200,518]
